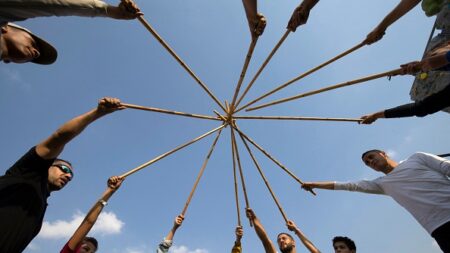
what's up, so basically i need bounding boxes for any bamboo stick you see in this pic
[235,30,291,108]
[237,42,366,113]
[234,115,361,122]
[123,103,220,121]
[134,15,226,112]
[181,128,223,215]
[234,125,316,196]
[247,68,403,112]
[230,128,242,226]
[231,38,259,109]
[237,130,289,223]
[120,124,226,178]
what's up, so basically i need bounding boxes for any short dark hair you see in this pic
[361,149,384,160]
[277,232,294,241]
[83,237,98,250]
[333,236,356,251]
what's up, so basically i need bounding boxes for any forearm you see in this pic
[0,0,110,22]
[253,221,276,253]
[376,0,421,30]
[165,226,178,241]
[308,181,335,190]
[242,0,258,22]
[301,0,319,10]
[294,229,321,253]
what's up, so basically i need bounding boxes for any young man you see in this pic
[302,150,450,253]
[156,214,185,253]
[60,176,124,253]
[332,236,356,253]
[245,208,321,253]
[231,226,243,253]
[0,97,125,252]
[0,0,141,64]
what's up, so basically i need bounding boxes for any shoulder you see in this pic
[5,146,54,177]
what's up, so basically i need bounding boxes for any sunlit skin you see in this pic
[47,161,73,192]
[333,242,355,253]
[78,241,96,253]
[277,234,296,253]
[1,26,40,63]
[362,151,397,174]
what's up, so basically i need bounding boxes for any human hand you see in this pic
[174,214,184,228]
[246,208,256,221]
[286,220,298,232]
[107,176,124,190]
[97,97,126,114]
[360,111,384,124]
[250,13,266,39]
[235,226,243,240]
[400,61,422,75]
[363,25,386,45]
[287,4,310,32]
[301,182,315,192]
[107,0,143,20]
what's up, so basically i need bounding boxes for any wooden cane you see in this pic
[230,128,242,227]
[247,68,403,112]
[237,42,366,113]
[129,13,226,112]
[234,125,316,196]
[123,103,220,121]
[235,30,291,109]
[120,124,226,178]
[181,128,223,215]
[234,115,361,123]
[231,128,254,227]
[231,38,259,109]
[237,130,289,223]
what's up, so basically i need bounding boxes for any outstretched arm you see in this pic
[363,0,421,44]
[65,176,124,251]
[241,0,266,39]
[165,214,184,241]
[287,220,321,253]
[231,226,243,253]
[287,0,319,32]
[36,97,125,160]
[302,181,335,191]
[246,208,277,253]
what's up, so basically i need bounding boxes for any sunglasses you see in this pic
[54,164,74,179]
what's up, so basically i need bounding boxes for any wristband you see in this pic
[99,199,108,207]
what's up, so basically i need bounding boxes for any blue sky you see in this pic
[1,0,449,253]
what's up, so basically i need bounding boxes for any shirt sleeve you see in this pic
[414,152,450,177]
[334,180,385,194]
[156,239,173,253]
[384,82,450,118]
[0,0,109,23]
[231,241,242,253]
[5,146,54,178]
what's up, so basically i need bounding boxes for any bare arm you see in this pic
[287,220,321,253]
[241,0,266,39]
[302,181,335,191]
[364,0,421,44]
[246,209,277,253]
[36,97,125,160]
[165,214,184,241]
[287,0,319,32]
[66,176,124,250]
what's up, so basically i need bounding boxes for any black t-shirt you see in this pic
[0,147,55,253]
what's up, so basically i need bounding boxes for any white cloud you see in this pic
[1,67,31,92]
[170,245,209,253]
[38,211,124,239]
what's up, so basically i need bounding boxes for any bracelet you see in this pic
[99,199,108,207]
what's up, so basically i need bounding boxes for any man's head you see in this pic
[277,233,295,253]
[332,236,356,253]
[79,237,98,253]
[0,23,57,64]
[361,149,395,174]
[47,159,73,192]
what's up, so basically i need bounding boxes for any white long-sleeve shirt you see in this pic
[334,152,450,234]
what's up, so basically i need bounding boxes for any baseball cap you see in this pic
[7,23,57,65]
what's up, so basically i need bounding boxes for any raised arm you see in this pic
[287,0,319,32]
[36,97,125,160]
[65,176,124,251]
[231,226,243,253]
[286,220,321,253]
[0,0,141,22]
[302,181,335,191]
[246,208,277,253]
[241,0,266,39]
[363,0,421,45]
[157,214,184,253]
